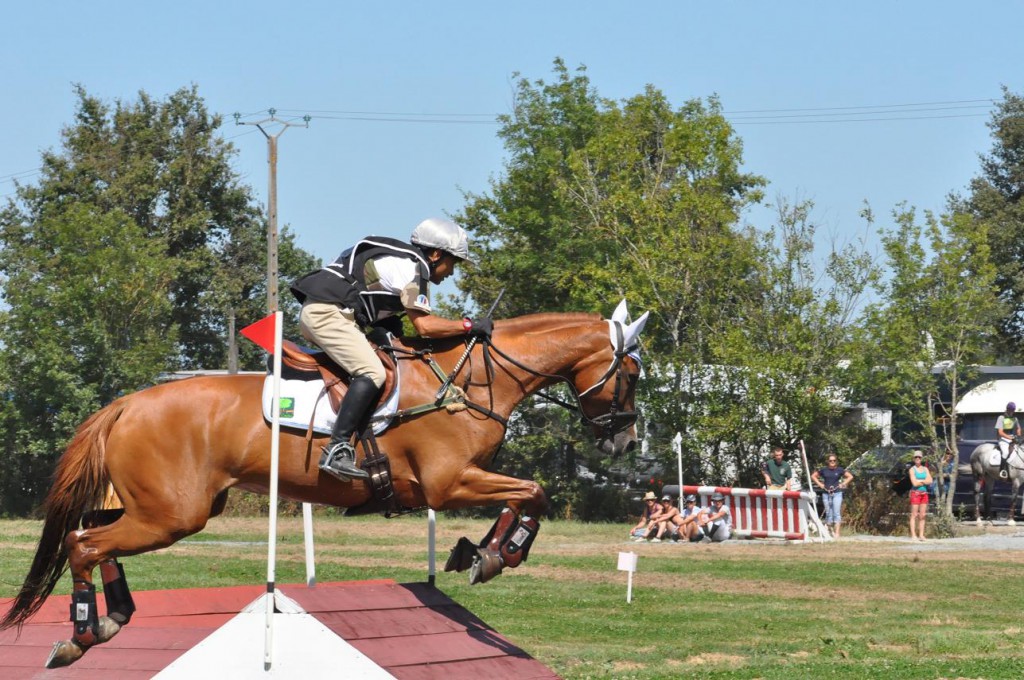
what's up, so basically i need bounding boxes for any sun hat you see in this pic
[661,494,672,502]
[711,492,725,502]
[642,491,657,501]
[684,494,697,503]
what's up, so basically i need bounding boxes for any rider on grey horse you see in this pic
[996,401,1021,480]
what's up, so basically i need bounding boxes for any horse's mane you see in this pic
[498,311,602,329]
[395,311,603,351]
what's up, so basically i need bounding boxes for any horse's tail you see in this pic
[0,399,125,630]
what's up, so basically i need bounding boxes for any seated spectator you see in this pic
[669,494,703,541]
[694,492,732,542]
[648,495,680,541]
[629,491,659,540]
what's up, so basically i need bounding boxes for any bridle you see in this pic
[481,320,641,440]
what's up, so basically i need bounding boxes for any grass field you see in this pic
[2,515,1024,679]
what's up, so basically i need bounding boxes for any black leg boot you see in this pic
[319,376,380,481]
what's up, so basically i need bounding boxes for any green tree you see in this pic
[705,198,878,484]
[455,61,880,491]
[0,86,318,513]
[9,84,315,370]
[0,203,177,514]
[455,60,785,493]
[848,204,1003,515]
[957,87,1024,359]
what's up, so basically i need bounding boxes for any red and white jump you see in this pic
[682,485,830,542]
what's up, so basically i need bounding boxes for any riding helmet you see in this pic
[411,218,473,263]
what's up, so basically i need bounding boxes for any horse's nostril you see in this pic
[624,439,637,454]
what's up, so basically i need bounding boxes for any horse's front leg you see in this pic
[438,466,548,585]
[1009,478,1022,527]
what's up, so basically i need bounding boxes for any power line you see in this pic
[732,112,989,125]
[0,168,41,182]
[237,109,499,125]
[723,98,995,115]
[273,108,498,117]
[306,114,498,124]
[728,103,992,121]
[1,97,1003,187]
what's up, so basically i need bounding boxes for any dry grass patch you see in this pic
[684,652,747,668]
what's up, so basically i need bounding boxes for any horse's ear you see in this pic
[622,311,650,349]
[611,299,629,324]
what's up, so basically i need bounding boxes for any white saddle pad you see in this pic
[988,449,1003,467]
[260,372,399,437]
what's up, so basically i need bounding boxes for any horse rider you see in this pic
[290,218,492,482]
[996,401,1021,480]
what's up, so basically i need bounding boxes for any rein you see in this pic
[368,318,639,440]
[482,321,639,439]
[372,343,508,428]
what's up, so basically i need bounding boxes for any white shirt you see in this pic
[367,256,432,316]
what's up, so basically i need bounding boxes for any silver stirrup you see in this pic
[319,442,368,481]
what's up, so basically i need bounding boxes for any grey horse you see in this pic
[969,439,1024,526]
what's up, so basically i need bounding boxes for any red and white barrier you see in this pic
[682,485,829,542]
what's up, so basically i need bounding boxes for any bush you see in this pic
[842,478,957,537]
[221,490,343,517]
[842,478,909,535]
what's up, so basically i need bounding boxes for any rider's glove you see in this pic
[463,317,493,338]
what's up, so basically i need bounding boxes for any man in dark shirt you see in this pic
[762,446,792,490]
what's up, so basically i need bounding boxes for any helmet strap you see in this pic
[424,247,449,273]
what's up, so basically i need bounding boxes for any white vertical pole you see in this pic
[799,439,831,542]
[264,311,283,670]
[427,509,437,585]
[673,432,683,499]
[626,570,634,603]
[303,503,316,587]
[798,440,814,493]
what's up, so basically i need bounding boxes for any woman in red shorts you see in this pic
[908,451,933,540]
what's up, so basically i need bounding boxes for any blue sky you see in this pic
[4,2,1022,282]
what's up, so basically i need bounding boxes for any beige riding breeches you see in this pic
[299,302,386,388]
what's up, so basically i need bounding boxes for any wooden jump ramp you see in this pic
[0,579,559,679]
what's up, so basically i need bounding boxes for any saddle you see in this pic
[278,339,397,414]
[277,339,404,514]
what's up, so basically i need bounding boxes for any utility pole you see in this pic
[234,109,310,313]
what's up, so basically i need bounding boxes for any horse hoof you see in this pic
[468,549,503,585]
[97,616,122,643]
[45,640,84,668]
[1009,518,1017,527]
[444,537,478,573]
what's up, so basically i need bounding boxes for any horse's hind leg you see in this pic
[974,477,985,527]
[82,510,137,626]
[46,510,204,668]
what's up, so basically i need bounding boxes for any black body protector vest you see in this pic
[290,236,431,327]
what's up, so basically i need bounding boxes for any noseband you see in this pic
[484,321,640,440]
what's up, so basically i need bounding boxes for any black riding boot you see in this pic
[319,376,380,482]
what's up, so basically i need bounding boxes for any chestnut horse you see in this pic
[1,303,648,668]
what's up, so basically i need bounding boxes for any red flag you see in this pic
[240,313,278,353]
